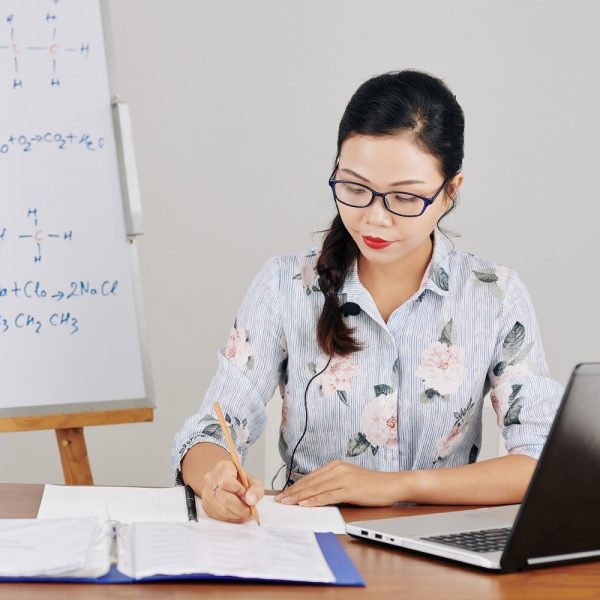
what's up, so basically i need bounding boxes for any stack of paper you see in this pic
[37,484,346,533]
[0,517,337,583]
[118,520,335,582]
[0,518,111,579]
[0,484,364,585]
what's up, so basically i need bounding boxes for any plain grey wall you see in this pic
[2,0,598,486]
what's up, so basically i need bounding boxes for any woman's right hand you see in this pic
[200,459,264,523]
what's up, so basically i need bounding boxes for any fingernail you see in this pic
[280,497,292,505]
[299,500,309,507]
[246,491,257,505]
[274,494,282,502]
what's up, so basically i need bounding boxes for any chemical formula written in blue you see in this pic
[0,278,121,335]
[0,131,105,155]
[0,2,90,90]
[0,311,79,335]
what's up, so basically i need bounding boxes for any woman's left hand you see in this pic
[274,460,406,507]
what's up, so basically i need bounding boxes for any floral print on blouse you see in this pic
[172,230,564,481]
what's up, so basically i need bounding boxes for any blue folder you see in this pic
[0,532,365,587]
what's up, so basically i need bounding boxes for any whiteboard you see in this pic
[0,0,153,416]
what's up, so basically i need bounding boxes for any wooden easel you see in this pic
[0,408,153,485]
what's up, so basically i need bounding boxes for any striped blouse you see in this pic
[171,231,564,484]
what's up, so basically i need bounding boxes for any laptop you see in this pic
[346,362,600,572]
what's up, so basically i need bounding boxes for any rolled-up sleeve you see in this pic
[171,256,285,477]
[487,270,564,459]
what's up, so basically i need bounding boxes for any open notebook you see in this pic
[0,516,363,586]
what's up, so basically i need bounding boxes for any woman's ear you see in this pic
[454,171,464,190]
[444,172,464,208]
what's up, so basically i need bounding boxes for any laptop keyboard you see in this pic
[422,527,511,553]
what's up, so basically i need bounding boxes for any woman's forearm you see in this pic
[403,455,538,505]
[181,442,231,497]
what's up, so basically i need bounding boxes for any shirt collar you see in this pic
[420,228,453,297]
[339,229,453,301]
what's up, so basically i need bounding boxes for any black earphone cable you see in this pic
[270,462,287,490]
[282,356,332,489]
[274,302,361,489]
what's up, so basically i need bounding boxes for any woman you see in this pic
[172,69,563,523]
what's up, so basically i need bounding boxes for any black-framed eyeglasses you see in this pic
[328,169,449,217]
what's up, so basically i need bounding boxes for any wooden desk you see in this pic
[0,483,599,599]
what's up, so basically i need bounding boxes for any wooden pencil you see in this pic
[213,402,260,526]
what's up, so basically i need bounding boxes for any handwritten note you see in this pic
[0,0,147,412]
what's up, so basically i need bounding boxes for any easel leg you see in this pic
[55,427,94,485]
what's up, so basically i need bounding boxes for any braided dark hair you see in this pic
[316,69,465,357]
[316,214,361,356]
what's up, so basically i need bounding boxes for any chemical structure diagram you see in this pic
[0,1,90,90]
[0,208,73,264]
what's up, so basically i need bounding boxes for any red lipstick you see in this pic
[362,235,393,250]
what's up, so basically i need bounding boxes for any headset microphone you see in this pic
[339,302,361,317]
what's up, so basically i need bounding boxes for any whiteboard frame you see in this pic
[0,0,155,419]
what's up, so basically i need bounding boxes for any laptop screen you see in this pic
[501,363,600,570]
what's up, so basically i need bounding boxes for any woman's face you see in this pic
[334,132,463,267]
